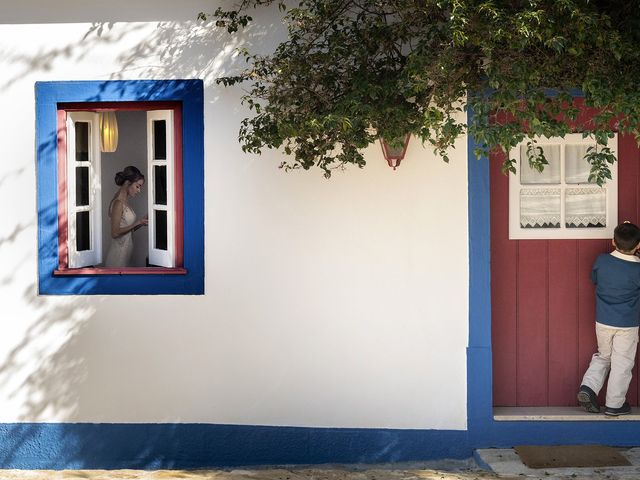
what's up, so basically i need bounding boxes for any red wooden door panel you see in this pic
[516,240,549,405]
[491,134,640,407]
[547,240,578,405]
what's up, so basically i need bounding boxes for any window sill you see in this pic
[54,267,188,276]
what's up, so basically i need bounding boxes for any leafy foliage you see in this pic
[201,1,640,181]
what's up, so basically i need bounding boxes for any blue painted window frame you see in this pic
[36,80,204,295]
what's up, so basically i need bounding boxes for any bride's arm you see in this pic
[133,214,149,232]
[110,200,146,238]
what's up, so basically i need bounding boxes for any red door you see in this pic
[491,131,640,407]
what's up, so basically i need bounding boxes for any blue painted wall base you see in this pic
[0,424,469,469]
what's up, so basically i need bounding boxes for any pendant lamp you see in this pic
[99,111,119,153]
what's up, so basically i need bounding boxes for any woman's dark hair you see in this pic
[114,166,144,186]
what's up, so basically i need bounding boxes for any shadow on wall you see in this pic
[0,12,349,469]
[0,12,475,469]
[2,16,281,90]
[0,270,436,468]
[0,23,148,91]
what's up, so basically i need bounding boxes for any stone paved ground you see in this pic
[4,456,640,480]
[18,445,640,480]
[6,466,640,480]
[0,466,516,480]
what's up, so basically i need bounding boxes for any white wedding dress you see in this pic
[104,202,137,267]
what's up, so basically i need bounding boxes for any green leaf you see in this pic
[210,0,634,177]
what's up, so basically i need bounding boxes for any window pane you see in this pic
[75,122,89,162]
[155,210,168,250]
[75,166,89,206]
[565,144,595,184]
[154,165,167,205]
[520,145,561,184]
[76,211,90,251]
[153,120,167,160]
[566,187,606,228]
[520,188,561,228]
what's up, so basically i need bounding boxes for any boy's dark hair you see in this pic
[614,222,640,252]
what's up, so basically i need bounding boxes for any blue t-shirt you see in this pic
[592,253,640,328]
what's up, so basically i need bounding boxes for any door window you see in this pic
[509,133,618,239]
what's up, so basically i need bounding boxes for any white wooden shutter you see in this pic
[67,112,102,268]
[147,110,175,267]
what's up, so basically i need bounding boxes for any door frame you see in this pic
[466,102,640,449]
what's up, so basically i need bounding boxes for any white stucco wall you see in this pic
[0,1,469,429]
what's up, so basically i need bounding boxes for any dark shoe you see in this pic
[605,402,631,416]
[577,385,600,413]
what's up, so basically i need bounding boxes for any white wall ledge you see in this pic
[494,406,640,421]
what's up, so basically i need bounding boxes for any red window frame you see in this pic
[55,101,185,275]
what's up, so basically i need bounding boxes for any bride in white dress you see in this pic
[104,166,148,268]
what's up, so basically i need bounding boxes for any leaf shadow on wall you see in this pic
[0,15,342,469]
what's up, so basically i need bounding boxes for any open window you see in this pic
[36,80,203,295]
[57,104,184,273]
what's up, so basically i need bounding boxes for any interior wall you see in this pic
[101,110,148,267]
[0,2,469,430]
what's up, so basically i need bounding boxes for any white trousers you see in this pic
[581,323,639,408]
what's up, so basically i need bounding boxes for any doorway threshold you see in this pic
[494,406,640,421]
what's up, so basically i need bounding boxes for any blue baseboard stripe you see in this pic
[0,423,470,469]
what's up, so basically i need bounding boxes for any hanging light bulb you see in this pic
[99,111,119,152]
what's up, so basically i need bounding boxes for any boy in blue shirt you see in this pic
[578,222,640,416]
